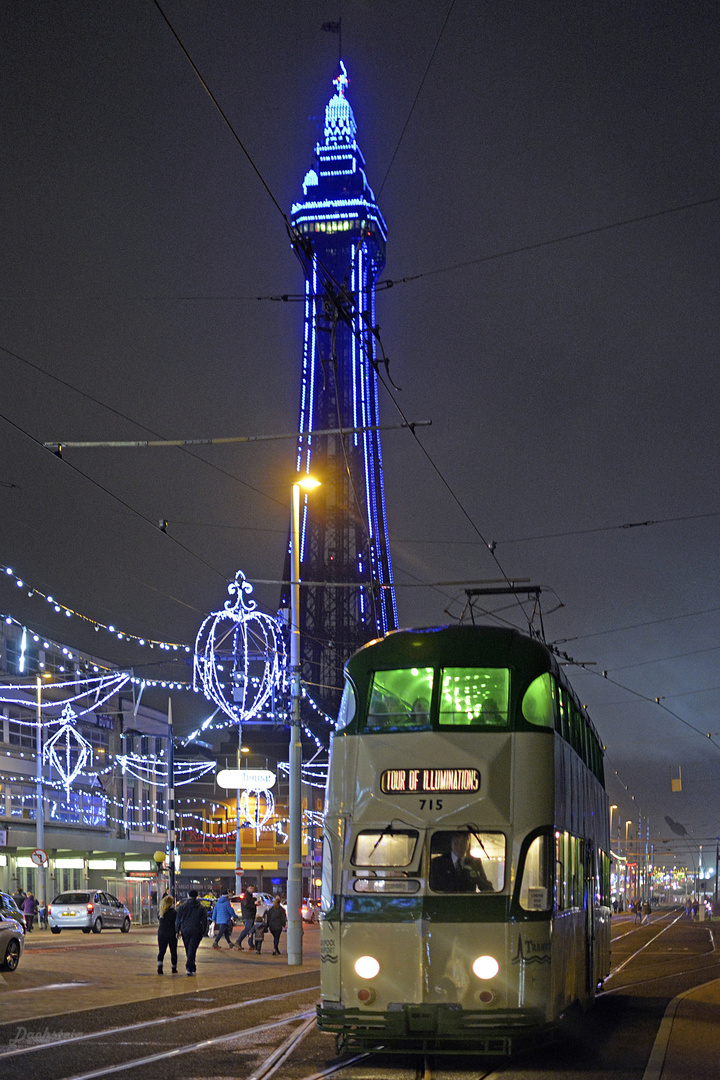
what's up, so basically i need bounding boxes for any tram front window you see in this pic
[439,668,509,727]
[352,829,418,867]
[366,668,434,731]
[429,830,506,892]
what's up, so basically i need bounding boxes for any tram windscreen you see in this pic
[366,668,434,731]
[352,829,418,867]
[439,668,509,727]
[428,830,506,892]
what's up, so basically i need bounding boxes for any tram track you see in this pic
[0,980,322,1080]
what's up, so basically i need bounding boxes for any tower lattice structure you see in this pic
[284,63,398,714]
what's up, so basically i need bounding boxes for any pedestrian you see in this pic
[266,896,287,955]
[175,889,208,976]
[692,899,699,919]
[641,900,652,925]
[22,892,38,932]
[233,885,257,951]
[253,913,267,954]
[38,901,48,930]
[12,886,26,910]
[157,894,178,975]
[633,900,642,924]
[210,890,235,949]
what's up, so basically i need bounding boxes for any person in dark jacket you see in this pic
[266,896,287,955]
[157,895,178,974]
[233,886,257,951]
[175,889,208,975]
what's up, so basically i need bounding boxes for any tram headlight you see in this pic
[472,955,499,980]
[354,955,380,979]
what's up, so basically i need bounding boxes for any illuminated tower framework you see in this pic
[286,63,398,712]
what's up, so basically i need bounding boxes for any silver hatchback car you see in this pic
[48,890,132,934]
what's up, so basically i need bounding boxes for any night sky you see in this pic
[1,2,718,868]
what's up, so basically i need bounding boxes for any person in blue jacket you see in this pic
[211,889,236,949]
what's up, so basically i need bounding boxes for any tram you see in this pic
[316,625,611,1054]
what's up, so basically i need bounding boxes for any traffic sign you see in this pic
[31,848,48,867]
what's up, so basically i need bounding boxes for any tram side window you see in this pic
[521,673,555,729]
[555,832,585,910]
[428,830,505,892]
[351,829,418,867]
[517,832,553,911]
[366,668,434,731]
[438,668,509,727]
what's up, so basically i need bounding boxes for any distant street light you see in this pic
[288,475,320,966]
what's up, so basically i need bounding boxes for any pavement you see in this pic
[0,922,321,1025]
[643,977,720,1080]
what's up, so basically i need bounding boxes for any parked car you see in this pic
[301,898,319,923]
[48,891,131,934]
[0,912,24,971]
[0,891,27,932]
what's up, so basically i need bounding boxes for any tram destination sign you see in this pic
[380,768,480,795]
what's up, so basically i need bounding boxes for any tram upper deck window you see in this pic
[336,680,356,732]
[428,830,506,892]
[438,668,509,727]
[366,668,433,731]
[351,829,418,867]
[521,672,555,729]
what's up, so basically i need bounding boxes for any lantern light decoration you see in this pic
[193,570,287,724]
[43,702,94,799]
[239,787,276,842]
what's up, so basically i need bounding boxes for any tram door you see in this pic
[584,843,596,995]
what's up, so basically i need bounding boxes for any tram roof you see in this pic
[346,625,555,677]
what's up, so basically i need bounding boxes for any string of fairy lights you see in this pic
[0,563,334,844]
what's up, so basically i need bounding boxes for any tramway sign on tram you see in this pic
[380,767,480,794]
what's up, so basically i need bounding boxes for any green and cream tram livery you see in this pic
[317,625,611,1054]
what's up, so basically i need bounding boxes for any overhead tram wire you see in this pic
[374,193,720,291]
[0,407,231,588]
[0,341,285,510]
[376,0,457,199]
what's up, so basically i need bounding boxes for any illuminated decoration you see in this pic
[239,787,276,842]
[1,564,192,653]
[116,755,215,787]
[193,570,287,725]
[0,671,132,725]
[43,703,94,798]
[284,61,398,715]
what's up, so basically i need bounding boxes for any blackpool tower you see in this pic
[284,63,398,713]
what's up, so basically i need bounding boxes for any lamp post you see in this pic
[288,475,320,966]
[35,676,47,908]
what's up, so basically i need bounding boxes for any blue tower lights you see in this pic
[286,62,399,710]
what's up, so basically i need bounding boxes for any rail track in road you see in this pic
[2,912,717,1079]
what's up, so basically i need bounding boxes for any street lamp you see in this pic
[288,475,320,966]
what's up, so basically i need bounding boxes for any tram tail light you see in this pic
[357,988,376,1005]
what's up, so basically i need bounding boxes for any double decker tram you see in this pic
[317,625,611,1054]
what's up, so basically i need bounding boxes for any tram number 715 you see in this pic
[419,798,443,810]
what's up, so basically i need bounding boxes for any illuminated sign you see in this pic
[380,768,480,795]
[216,769,276,790]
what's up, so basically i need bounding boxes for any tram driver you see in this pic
[429,831,493,893]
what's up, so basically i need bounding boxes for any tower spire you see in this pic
[284,65,398,714]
